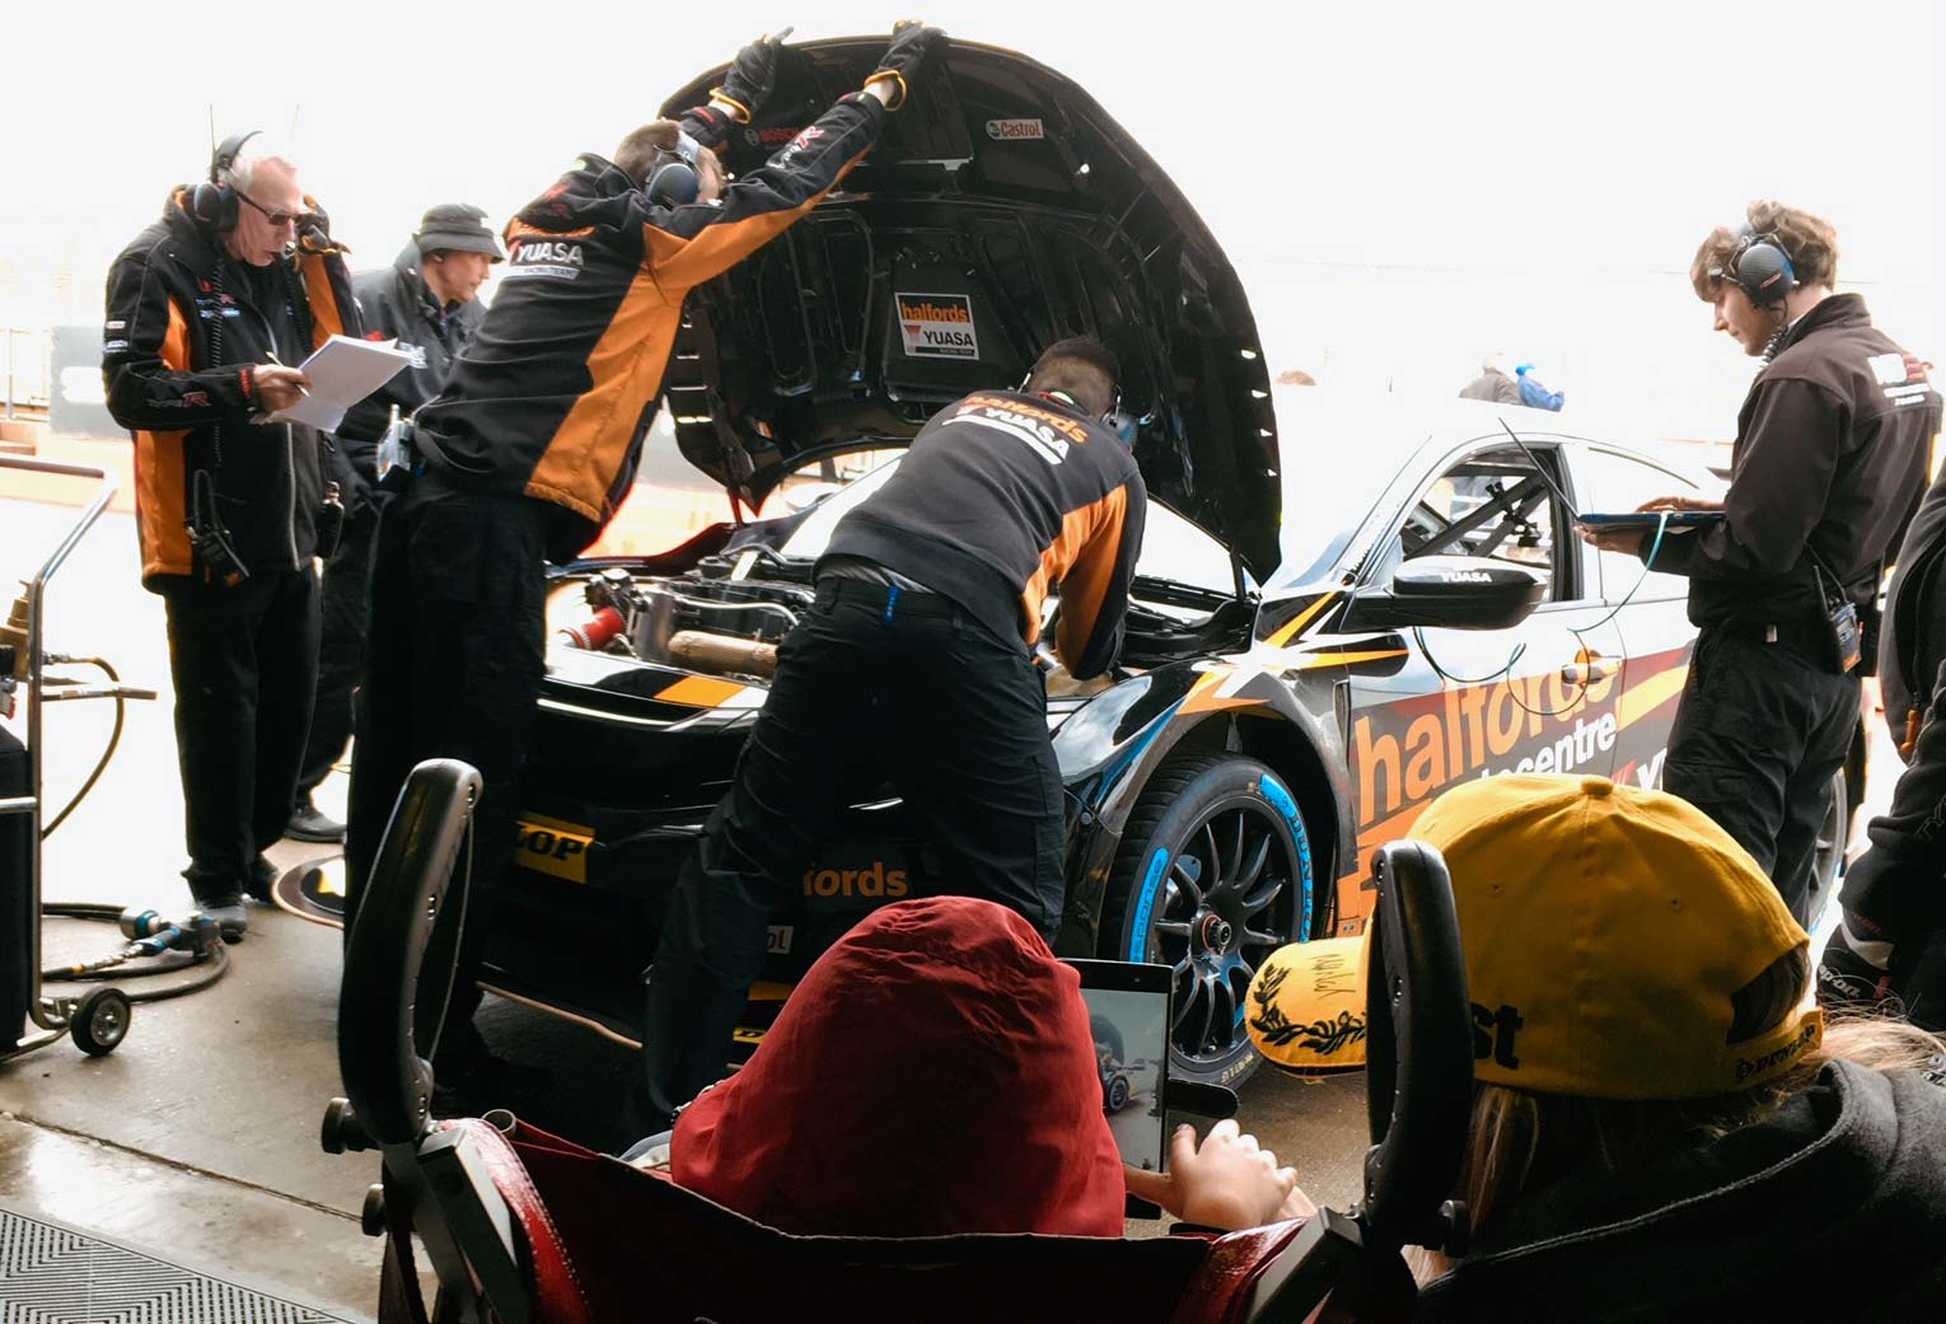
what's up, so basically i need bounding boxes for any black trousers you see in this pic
[296,503,380,799]
[160,568,320,903]
[641,578,1065,1119]
[345,476,548,1030]
[1663,627,1859,924]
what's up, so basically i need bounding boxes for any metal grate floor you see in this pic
[0,1204,354,1323]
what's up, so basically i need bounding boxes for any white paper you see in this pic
[266,334,415,432]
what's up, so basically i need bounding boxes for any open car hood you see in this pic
[659,37,1281,581]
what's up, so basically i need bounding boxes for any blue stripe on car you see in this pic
[1258,772,1316,943]
[1129,847,1170,962]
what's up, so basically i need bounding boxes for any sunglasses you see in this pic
[237,189,315,230]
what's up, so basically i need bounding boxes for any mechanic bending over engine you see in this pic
[102,135,359,940]
[1582,200,1939,924]
[345,23,939,1102]
[640,336,1148,1128]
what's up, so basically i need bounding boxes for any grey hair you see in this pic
[223,153,298,195]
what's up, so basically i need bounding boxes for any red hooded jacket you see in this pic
[672,897,1126,1237]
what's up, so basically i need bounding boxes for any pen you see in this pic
[266,350,310,398]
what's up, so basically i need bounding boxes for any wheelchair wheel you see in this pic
[71,988,132,1056]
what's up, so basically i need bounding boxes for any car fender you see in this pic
[1051,658,1355,954]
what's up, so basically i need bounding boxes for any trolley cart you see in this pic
[0,456,159,1060]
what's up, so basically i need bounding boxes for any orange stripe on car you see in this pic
[1616,664,1688,730]
[656,675,748,708]
[1263,591,1340,647]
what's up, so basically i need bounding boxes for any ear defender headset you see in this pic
[190,129,262,231]
[646,128,706,207]
[1016,365,1134,443]
[1723,224,1798,308]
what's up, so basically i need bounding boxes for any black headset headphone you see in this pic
[1721,224,1798,308]
[191,129,261,232]
[1015,368,1123,427]
[645,128,705,207]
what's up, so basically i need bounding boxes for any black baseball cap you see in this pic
[414,204,503,262]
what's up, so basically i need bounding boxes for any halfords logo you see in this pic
[896,297,972,324]
[986,118,1044,141]
[514,814,594,883]
[801,861,909,899]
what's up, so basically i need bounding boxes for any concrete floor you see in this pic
[0,492,1876,1318]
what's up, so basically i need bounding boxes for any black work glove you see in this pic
[867,21,941,107]
[296,197,348,257]
[717,31,784,121]
[1817,911,1903,1016]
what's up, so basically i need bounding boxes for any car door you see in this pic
[1340,434,1625,872]
[1578,443,1721,792]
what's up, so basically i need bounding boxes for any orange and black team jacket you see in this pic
[101,194,357,590]
[823,391,1149,680]
[414,92,887,557]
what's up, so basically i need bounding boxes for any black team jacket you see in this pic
[102,192,359,589]
[1842,457,1946,944]
[412,93,885,559]
[1648,293,1940,634]
[820,389,1147,680]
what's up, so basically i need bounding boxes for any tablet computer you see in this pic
[1576,511,1724,530]
[1066,958,1172,1174]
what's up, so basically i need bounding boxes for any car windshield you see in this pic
[776,453,1238,595]
[1271,417,1428,587]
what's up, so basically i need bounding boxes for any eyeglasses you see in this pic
[237,189,314,230]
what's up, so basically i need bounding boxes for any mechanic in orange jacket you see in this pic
[346,24,940,1100]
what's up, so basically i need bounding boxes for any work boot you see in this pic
[245,855,279,904]
[286,797,346,844]
[198,894,249,943]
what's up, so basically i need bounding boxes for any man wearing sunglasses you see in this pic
[103,140,359,938]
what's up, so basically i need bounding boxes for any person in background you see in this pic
[1458,353,1521,404]
[1583,200,1940,923]
[286,204,501,844]
[1251,775,1946,1319]
[102,135,358,937]
[1822,419,1946,1030]
[1512,362,1563,411]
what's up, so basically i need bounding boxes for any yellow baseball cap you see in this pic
[1248,775,1823,1099]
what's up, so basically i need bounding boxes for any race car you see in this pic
[466,37,1862,1091]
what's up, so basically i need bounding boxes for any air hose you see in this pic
[40,903,230,1004]
[40,656,125,839]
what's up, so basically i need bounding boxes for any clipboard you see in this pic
[266,335,416,432]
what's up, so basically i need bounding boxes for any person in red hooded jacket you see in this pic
[640,896,1310,1236]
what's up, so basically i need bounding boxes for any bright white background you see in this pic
[2,0,1939,442]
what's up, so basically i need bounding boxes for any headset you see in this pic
[1015,367,1127,434]
[645,128,706,207]
[191,129,262,232]
[1720,224,1798,308]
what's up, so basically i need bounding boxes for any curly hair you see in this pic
[1689,200,1841,301]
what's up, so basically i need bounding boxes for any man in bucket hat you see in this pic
[286,203,502,843]
[1249,774,1946,1318]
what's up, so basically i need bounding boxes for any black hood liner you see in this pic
[659,38,1280,580]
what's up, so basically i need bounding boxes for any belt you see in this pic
[1716,619,1834,665]
[815,577,958,619]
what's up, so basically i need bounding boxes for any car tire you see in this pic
[1107,1075,1131,1113]
[1103,753,1317,1091]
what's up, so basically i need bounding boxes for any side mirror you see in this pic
[1346,555,1545,632]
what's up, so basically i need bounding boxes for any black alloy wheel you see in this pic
[1105,754,1314,1089]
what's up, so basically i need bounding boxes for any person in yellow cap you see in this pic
[1249,774,1946,1319]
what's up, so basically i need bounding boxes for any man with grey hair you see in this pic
[103,134,359,936]
[287,204,502,843]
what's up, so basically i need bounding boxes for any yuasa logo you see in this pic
[986,118,1045,141]
[516,241,584,266]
